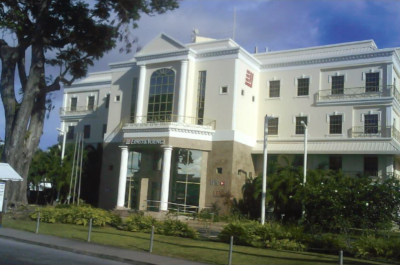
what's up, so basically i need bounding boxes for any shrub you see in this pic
[266,238,305,251]
[353,235,400,261]
[305,233,347,253]
[30,207,60,223]
[158,219,198,239]
[218,221,255,246]
[30,206,116,227]
[124,215,157,233]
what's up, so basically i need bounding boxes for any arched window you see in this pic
[148,69,175,121]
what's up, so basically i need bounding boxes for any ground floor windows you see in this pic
[329,156,342,171]
[364,156,378,176]
[67,126,75,139]
[84,125,91,139]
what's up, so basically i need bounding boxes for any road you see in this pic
[0,238,133,265]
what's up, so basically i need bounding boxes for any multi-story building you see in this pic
[60,33,400,212]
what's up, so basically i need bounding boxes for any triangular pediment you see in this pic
[136,33,186,56]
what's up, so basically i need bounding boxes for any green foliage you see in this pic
[353,235,400,261]
[122,214,198,239]
[305,233,347,252]
[219,221,305,251]
[30,206,119,227]
[124,215,157,232]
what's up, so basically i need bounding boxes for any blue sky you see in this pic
[1,0,399,150]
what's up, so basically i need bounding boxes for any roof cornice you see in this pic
[261,51,394,69]
[66,80,111,89]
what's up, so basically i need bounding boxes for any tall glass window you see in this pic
[365,73,379,92]
[295,117,308,134]
[269,80,280,98]
[268,118,279,135]
[148,69,175,122]
[331,76,344,95]
[131,78,138,118]
[171,149,202,209]
[197,71,207,125]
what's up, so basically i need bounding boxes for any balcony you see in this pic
[351,126,391,138]
[317,85,398,102]
[124,115,216,130]
[59,106,98,116]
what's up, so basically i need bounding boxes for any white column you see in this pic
[386,156,394,178]
[136,65,146,122]
[178,60,188,121]
[386,105,393,137]
[160,145,173,211]
[116,146,129,208]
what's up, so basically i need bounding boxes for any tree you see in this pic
[0,0,179,205]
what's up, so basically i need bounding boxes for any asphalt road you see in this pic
[0,238,133,265]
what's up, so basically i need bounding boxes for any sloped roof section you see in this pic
[0,163,23,181]
[252,140,400,155]
[136,33,187,56]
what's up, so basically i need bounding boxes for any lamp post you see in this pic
[261,115,270,225]
[301,121,308,219]
[56,128,66,163]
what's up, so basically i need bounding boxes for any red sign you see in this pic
[220,181,225,186]
[245,70,254,88]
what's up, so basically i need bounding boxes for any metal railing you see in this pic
[317,85,396,101]
[60,106,98,115]
[351,126,391,138]
[392,126,400,143]
[143,200,212,215]
[125,115,216,130]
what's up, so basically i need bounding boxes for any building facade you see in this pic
[59,33,400,212]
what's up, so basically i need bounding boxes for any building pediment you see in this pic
[135,33,187,57]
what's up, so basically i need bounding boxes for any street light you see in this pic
[56,128,66,163]
[301,121,308,219]
[261,115,270,225]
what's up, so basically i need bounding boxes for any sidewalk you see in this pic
[0,228,207,265]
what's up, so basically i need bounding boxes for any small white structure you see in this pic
[0,163,23,181]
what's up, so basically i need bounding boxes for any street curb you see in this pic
[0,234,155,265]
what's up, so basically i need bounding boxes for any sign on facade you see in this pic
[245,70,254,88]
[0,183,5,212]
[124,139,165,145]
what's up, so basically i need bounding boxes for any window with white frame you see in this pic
[329,115,343,134]
[295,116,308,134]
[268,118,279,135]
[84,125,91,139]
[220,86,228,94]
[365,73,380,92]
[297,78,309,96]
[331,76,344,95]
[364,114,379,134]
[70,97,77,111]
[67,125,75,139]
[87,96,95,111]
[269,80,280,98]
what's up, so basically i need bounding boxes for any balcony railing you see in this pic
[124,115,216,130]
[317,85,397,101]
[351,126,391,138]
[60,106,98,115]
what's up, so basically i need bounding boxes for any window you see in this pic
[131,78,138,117]
[216,167,223,174]
[87,96,95,111]
[329,115,342,134]
[365,73,379,92]
[331,76,344,95]
[297,78,309,96]
[268,118,279,135]
[269,80,280,98]
[148,68,175,121]
[84,125,91,139]
[102,124,107,138]
[329,156,342,171]
[364,114,378,134]
[220,86,228,94]
[295,116,308,134]
[70,98,77,111]
[115,95,121,102]
[241,90,245,96]
[67,126,75,140]
[152,151,162,171]
[105,94,110,109]
[252,96,255,102]
[364,156,378,176]
[196,71,206,125]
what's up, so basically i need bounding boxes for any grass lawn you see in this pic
[2,217,393,265]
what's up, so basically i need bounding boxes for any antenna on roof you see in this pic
[233,6,236,41]
[192,28,199,43]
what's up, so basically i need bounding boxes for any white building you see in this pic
[59,33,400,213]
